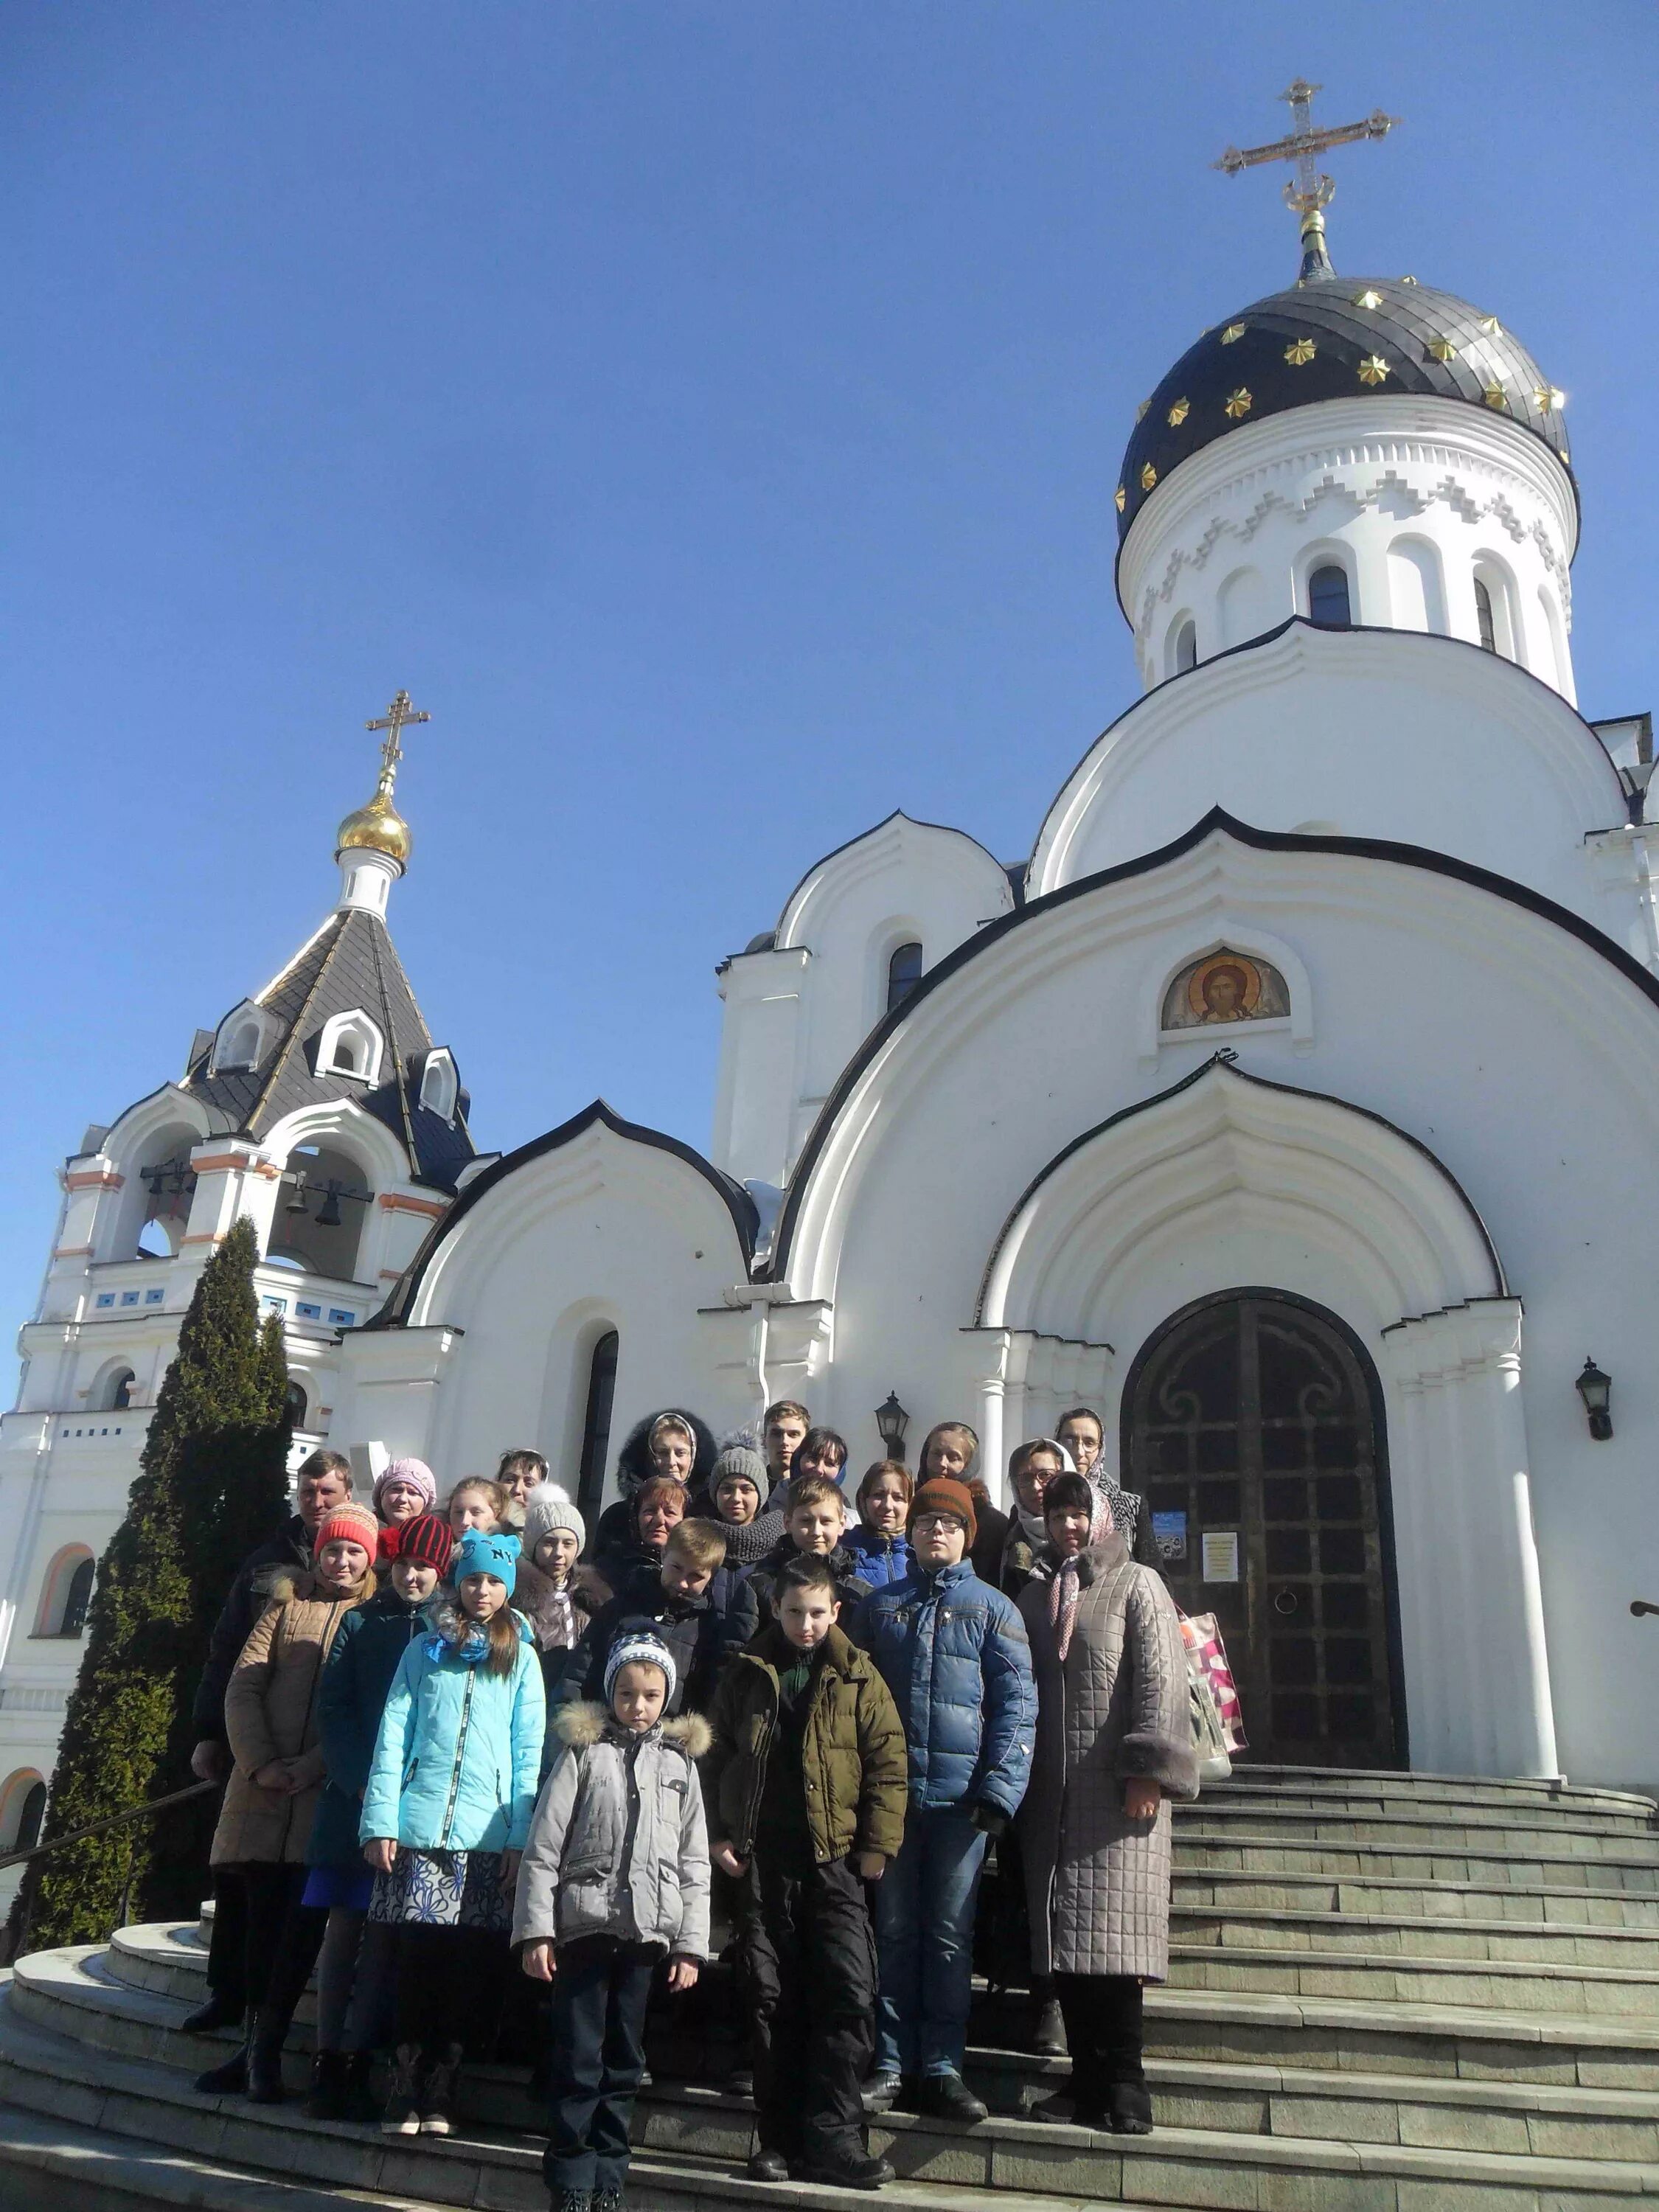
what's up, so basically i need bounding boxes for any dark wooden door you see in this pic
[1123,1291,1401,1768]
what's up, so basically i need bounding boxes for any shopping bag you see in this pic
[1180,1611,1248,1756]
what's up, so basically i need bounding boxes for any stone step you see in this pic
[1208,1767,1658,1818]
[1177,1801,1659,1859]
[1174,1832,1659,1890]
[1172,1902,1659,1966]
[6,1977,1659,2211]
[1172,1867,1659,1925]
[1166,1935,1659,2014]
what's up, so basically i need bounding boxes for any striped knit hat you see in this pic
[313,1501,380,1562]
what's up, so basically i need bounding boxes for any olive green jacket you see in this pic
[704,1623,907,1866]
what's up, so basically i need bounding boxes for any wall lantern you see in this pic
[875,1391,910,1461]
[1575,1356,1613,1441]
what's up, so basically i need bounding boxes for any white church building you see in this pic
[6,184,1659,1871]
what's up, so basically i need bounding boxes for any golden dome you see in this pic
[335,780,412,866]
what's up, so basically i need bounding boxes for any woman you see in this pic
[374,1458,436,1533]
[592,1472,688,1596]
[1054,1406,1159,1568]
[1017,1472,1196,2135]
[841,1461,914,1587]
[588,1408,717,1565]
[997,1438,1071,1601]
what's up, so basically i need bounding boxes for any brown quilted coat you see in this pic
[1016,1535,1197,1981]
[210,1568,372,1867]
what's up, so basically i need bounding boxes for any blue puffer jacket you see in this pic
[851,1560,1036,1821]
[361,1614,546,1854]
[842,1527,914,1589]
[310,1585,428,1868]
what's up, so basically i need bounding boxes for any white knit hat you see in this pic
[524,1482,585,1558]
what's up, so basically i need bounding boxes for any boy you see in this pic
[762,1399,810,1495]
[706,1555,906,2189]
[516,1632,711,2212]
[747,1474,873,1625]
[557,1517,757,1718]
[852,1476,1036,2122]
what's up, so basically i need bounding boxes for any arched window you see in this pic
[1172,619,1197,672]
[1307,565,1352,629]
[226,1022,262,1068]
[1474,577,1498,653]
[576,1329,619,1515]
[315,1010,385,1086]
[92,1364,136,1412]
[35,1550,95,1638]
[59,1559,94,1638]
[886,942,923,1012]
[285,1380,309,1431]
[418,1051,459,1122]
[0,1773,46,1854]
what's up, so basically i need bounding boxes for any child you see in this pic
[447,1475,509,1539]
[591,1472,688,1596]
[852,1477,1035,2124]
[705,1554,906,2188]
[515,1632,712,2212]
[196,1501,379,2102]
[303,1511,453,2119]
[522,1484,600,1698]
[791,1425,849,1489]
[842,1462,914,1589]
[557,1518,757,1719]
[694,1430,785,1571]
[374,1458,437,1533]
[917,1420,1009,1587]
[747,1474,873,1625]
[762,1399,810,1495]
[361,1529,546,2137]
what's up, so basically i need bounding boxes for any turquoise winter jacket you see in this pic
[360,1617,546,1854]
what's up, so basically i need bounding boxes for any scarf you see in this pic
[712,1504,786,1567]
[426,1621,491,1666]
[1048,1489,1118,1660]
[542,1582,578,1651]
[1015,1506,1047,1544]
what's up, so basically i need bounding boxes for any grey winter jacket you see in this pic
[512,1702,712,1961]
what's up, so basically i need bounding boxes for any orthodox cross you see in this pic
[1215,80,1400,276]
[365,688,430,792]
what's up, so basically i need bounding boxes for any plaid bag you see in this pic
[1180,1612,1248,1758]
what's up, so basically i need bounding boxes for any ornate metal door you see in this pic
[1123,1291,1402,1768]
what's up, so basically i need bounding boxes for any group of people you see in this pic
[181,1396,1197,2211]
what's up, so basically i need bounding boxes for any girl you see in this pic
[197,1502,378,2104]
[918,1420,1009,1586]
[521,1484,600,1697]
[515,1632,710,2212]
[1017,1473,1195,2134]
[374,1458,436,1532]
[842,1461,914,1588]
[446,1475,508,1540]
[303,1512,453,2119]
[698,1432,785,1572]
[790,1426,849,1489]
[361,1529,546,2138]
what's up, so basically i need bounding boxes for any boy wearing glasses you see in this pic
[852,1477,1036,2124]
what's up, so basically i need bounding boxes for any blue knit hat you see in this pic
[453,1529,521,1596]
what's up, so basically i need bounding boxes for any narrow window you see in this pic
[1474,577,1498,653]
[111,1370,134,1411]
[886,941,924,1012]
[15,1781,46,1853]
[285,1380,309,1430]
[1173,619,1197,672]
[577,1330,619,1514]
[60,1559,94,1638]
[1308,565,1352,628]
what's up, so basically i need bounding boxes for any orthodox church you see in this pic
[5,102,1659,1871]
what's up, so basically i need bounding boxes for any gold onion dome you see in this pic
[336,779,412,865]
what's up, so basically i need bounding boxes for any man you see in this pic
[180,1446,354,2034]
[852,1478,1035,2124]
[762,1400,810,1496]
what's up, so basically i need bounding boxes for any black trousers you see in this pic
[209,1863,324,2025]
[742,1854,876,2160]
[543,1935,658,2199]
[1054,1972,1144,2113]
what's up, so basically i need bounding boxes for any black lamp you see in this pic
[875,1391,909,1460]
[1575,1356,1613,1441]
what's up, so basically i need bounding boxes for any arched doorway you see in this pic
[1122,1289,1405,1769]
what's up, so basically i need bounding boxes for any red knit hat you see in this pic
[313,1502,380,1563]
[383,1512,453,1576]
[911,1477,978,1551]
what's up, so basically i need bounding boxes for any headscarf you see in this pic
[1047,1478,1116,1662]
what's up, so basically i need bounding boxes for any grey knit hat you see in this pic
[710,1428,768,1494]
[524,1482,585,1559]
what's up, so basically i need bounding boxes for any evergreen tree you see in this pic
[20,1218,291,1949]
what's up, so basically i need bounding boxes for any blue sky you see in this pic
[1,3,1652,1337]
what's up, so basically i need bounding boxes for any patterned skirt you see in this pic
[367,1846,512,1933]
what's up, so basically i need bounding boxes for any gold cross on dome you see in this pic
[1216,80,1400,277]
[365,689,431,788]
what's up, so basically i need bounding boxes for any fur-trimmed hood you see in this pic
[614,1407,719,1494]
[553,1700,712,1761]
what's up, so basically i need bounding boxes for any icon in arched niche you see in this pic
[1161,947,1290,1031]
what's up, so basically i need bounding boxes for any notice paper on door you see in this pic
[1201,1529,1240,1583]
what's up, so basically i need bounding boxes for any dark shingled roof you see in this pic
[181,908,475,1191]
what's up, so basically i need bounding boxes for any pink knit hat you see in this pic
[374,1456,437,1515]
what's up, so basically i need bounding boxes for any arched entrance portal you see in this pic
[1123,1290,1405,1770]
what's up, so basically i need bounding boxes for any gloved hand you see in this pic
[969,1801,1008,1839]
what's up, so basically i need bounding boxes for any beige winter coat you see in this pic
[1017,1535,1197,1981]
[210,1568,373,1868]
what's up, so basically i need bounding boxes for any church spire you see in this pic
[335,689,430,914]
[1214,78,1401,283]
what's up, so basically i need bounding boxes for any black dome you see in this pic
[1116,271,1572,546]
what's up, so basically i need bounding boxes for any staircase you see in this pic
[4,1764,1659,2211]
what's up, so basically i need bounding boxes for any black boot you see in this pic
[797,2139,894,2190]
[192,2040,248,2096]
[1105,2079,1153,2135]
[1032,1997,1067,2055]
[747,2148,790,2180]
[420,2039,465,2135]
[381,2043,424,2135]
[549,2194,591,2212]
[181,1990,244,2036]
[591,2191,627,2212]
[302,2049,349,2121]
[245,2007,288,2104]
[341,2051,380,2124]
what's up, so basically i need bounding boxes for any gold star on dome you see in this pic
[1136,400,1151,421]
[1220,323,1247,344]
[1114,484,1127,511]
[1534,384,1565,412]
[1478,315,1502,335]
[1167,397,1190,425]
[1357,355,1391,385]
[1353,288,1383,309]
[1483,383,1509,411]
[1140,462,1158,490]
[1223,387,1253,419]
[1427,335,1457,362]
[1284,338,1317,366]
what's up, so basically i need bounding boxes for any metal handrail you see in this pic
[0,1777,214,1873]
